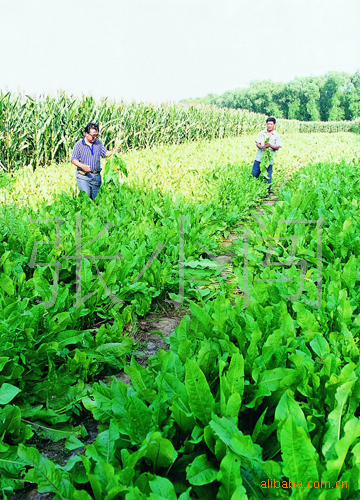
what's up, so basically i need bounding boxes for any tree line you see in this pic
[182,71,360,121]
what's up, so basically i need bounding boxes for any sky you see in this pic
[1,0,359,104]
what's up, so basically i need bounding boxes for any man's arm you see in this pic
[72,159,91,172]
[256,142,266,151]
[105,147,116,158]
[265,133,281,151]
[264,143,280,150]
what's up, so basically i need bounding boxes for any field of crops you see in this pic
[0,131,360,500]
[0,92,266,172]
[1,133,357,208]
[1,92,359,173]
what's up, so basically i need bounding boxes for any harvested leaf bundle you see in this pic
[103,152,128,185]
[260,137,274,170]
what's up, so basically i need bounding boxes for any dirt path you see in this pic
[217,194,279,279]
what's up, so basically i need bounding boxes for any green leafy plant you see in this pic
[1,131,360,499]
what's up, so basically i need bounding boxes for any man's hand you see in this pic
[266,144,280,151]
[105,148,116,158]
[256,142,267,151]
[71,159,91,172]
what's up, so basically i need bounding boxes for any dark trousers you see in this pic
[251,160,272,192]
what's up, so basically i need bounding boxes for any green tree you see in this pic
[281,79,302,119]
[319,71,351,121]
[302,78,322,121]
[345,71,360,120]
[180,71,360,121]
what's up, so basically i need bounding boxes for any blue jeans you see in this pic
[76,171,101,200]
[251,160,273,185]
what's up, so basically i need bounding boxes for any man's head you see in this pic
[266,117,276,133]
[85,122,99,144]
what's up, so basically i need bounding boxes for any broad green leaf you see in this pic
[204,425,216,454]
[88,469,102,500]
[275,391,308,432]
[86,420,119,464]
[127,396,154,444]
[125,359,157,403]
[178,488,192,500]
[317,489,341,500]
[144,432,177,469]
[197,340,219,378]
[0,357,10,372]
[210,416,261,464]
[280,418,319,497]
[174,315,190,343]
[119,447,148,487]
[337,290,353,326]
[322,417,360,484]
[18,444,92,499]
[82,383,113,422]
[210,415,281,483]
[93,461,126,499]
[225,393,241,422]
[217,452,245,500]
[186,454,218,486]
[125,486,147,500]
[177,338,193,364]
[276,394,319,499]
[162,373,190,412]
[310,334,330,359]
[293,302,320,336]
[0,274,14,296]
[342,255,357,289]
[230,486,248,500]
[0,384,21,405]
[0,446,26,475]
[155,350,185,380]
[185,359,214,425]
[65,436,84,450]
[27,422,83,443]
[149,476,177,500]
[189,302,212,331]
[0,405,23,439]
[225,353,244,399]
[32,267,52,301]
[96,339,134,357]
[247,368,298,408]
[170,399,195,432]
[323,378,357,460]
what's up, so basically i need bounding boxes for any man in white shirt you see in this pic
[251,117,281,195]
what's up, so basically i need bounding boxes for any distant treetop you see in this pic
[180,71,360,122]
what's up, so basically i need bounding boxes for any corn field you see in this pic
[0,91,359,172]
[0,92,266,172]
